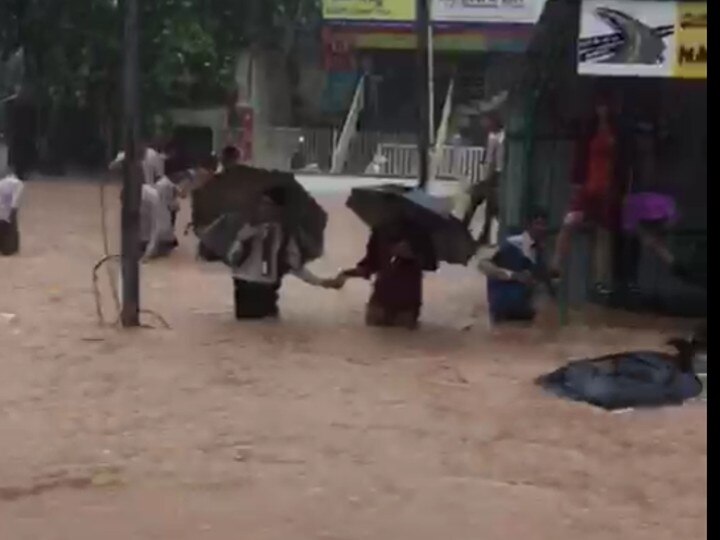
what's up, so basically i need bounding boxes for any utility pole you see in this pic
[416,0,430,190]
[120,0,141,327]
[427,7,435,145]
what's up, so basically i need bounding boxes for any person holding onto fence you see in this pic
[338,219,437,330]
[228,186,343,320]
[550,93,629,297]
[0,164,26,256]
[477,208,550,323]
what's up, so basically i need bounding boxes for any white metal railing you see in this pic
[330,75,365,174]
[253,126,336,171]
[377,143,485,182]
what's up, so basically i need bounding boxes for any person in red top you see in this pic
[339,220,438,329]
[551,95,628,296]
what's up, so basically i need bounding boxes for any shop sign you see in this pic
[433,0,546,24]
[322,0,416,21]
[322,0,547,23]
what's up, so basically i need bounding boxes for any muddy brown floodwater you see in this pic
[0,179,706,540]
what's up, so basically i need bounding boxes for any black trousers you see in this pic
[233,279,280,319]
[0,216,19,256]
[462,176,500,244]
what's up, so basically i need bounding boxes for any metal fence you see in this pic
[253,126,484,181]
[253,126,336,172]
[377,143,485,182]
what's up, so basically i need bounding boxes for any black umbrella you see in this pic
[346,184,475,265]
[193,165,327,264]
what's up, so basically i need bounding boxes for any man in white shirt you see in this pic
[140,183,178,261]
[0,166,25,255]
[109,143,166,185]
[462,111,506,246]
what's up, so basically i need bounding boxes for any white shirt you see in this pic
[155,176,180,213]
[485,129,506,175]
[141,184,175,257]
[0,174,24,222]
[505,231,537,264]
[110,148,166,185]
[228,222,301,284]
[227,222,323,286]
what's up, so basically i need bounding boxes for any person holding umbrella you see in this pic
[339,219,437,330]
[225,186,342,319]
[339,184,474,329]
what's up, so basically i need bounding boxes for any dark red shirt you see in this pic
[354,225,437,312]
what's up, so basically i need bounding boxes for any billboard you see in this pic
[322,0,547,23]
[578,0,706,79]
[322,0,416,21]
[433,0,546,24]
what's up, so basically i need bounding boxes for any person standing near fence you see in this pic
[550,94,628,298]
[462,110,505,246]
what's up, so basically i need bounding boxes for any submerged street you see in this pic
[0,178,707,540]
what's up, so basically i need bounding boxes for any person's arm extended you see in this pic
[285,236,341,288]
[477,257,515,281]
[477,247,533,284]
[291,266,334,287]
[340,232,378,279]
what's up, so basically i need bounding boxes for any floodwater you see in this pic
[0,179,706,540]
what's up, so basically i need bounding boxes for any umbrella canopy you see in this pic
[346,184,475,265]
[192,165,327,263]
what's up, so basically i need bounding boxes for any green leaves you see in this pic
[1,0,321,142]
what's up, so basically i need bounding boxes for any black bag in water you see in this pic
[536,351,702,411]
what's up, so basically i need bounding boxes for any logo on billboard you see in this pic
[579,7,672,65]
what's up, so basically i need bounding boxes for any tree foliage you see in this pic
[0,0,321,164]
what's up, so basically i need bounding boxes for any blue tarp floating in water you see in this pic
[536,352,702,411]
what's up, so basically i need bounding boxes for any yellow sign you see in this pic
[673,2,706,79]
[323,0,415,21]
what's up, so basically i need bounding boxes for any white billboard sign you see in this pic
[432,0,547,24]
[578,0,706,79]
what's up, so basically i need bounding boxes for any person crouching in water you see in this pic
[0,165,26,256]
[229,187,342,319]
[156,159,191,230]
[140,182,178,261]
[339,219,437,330]
[477,209,550,323]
